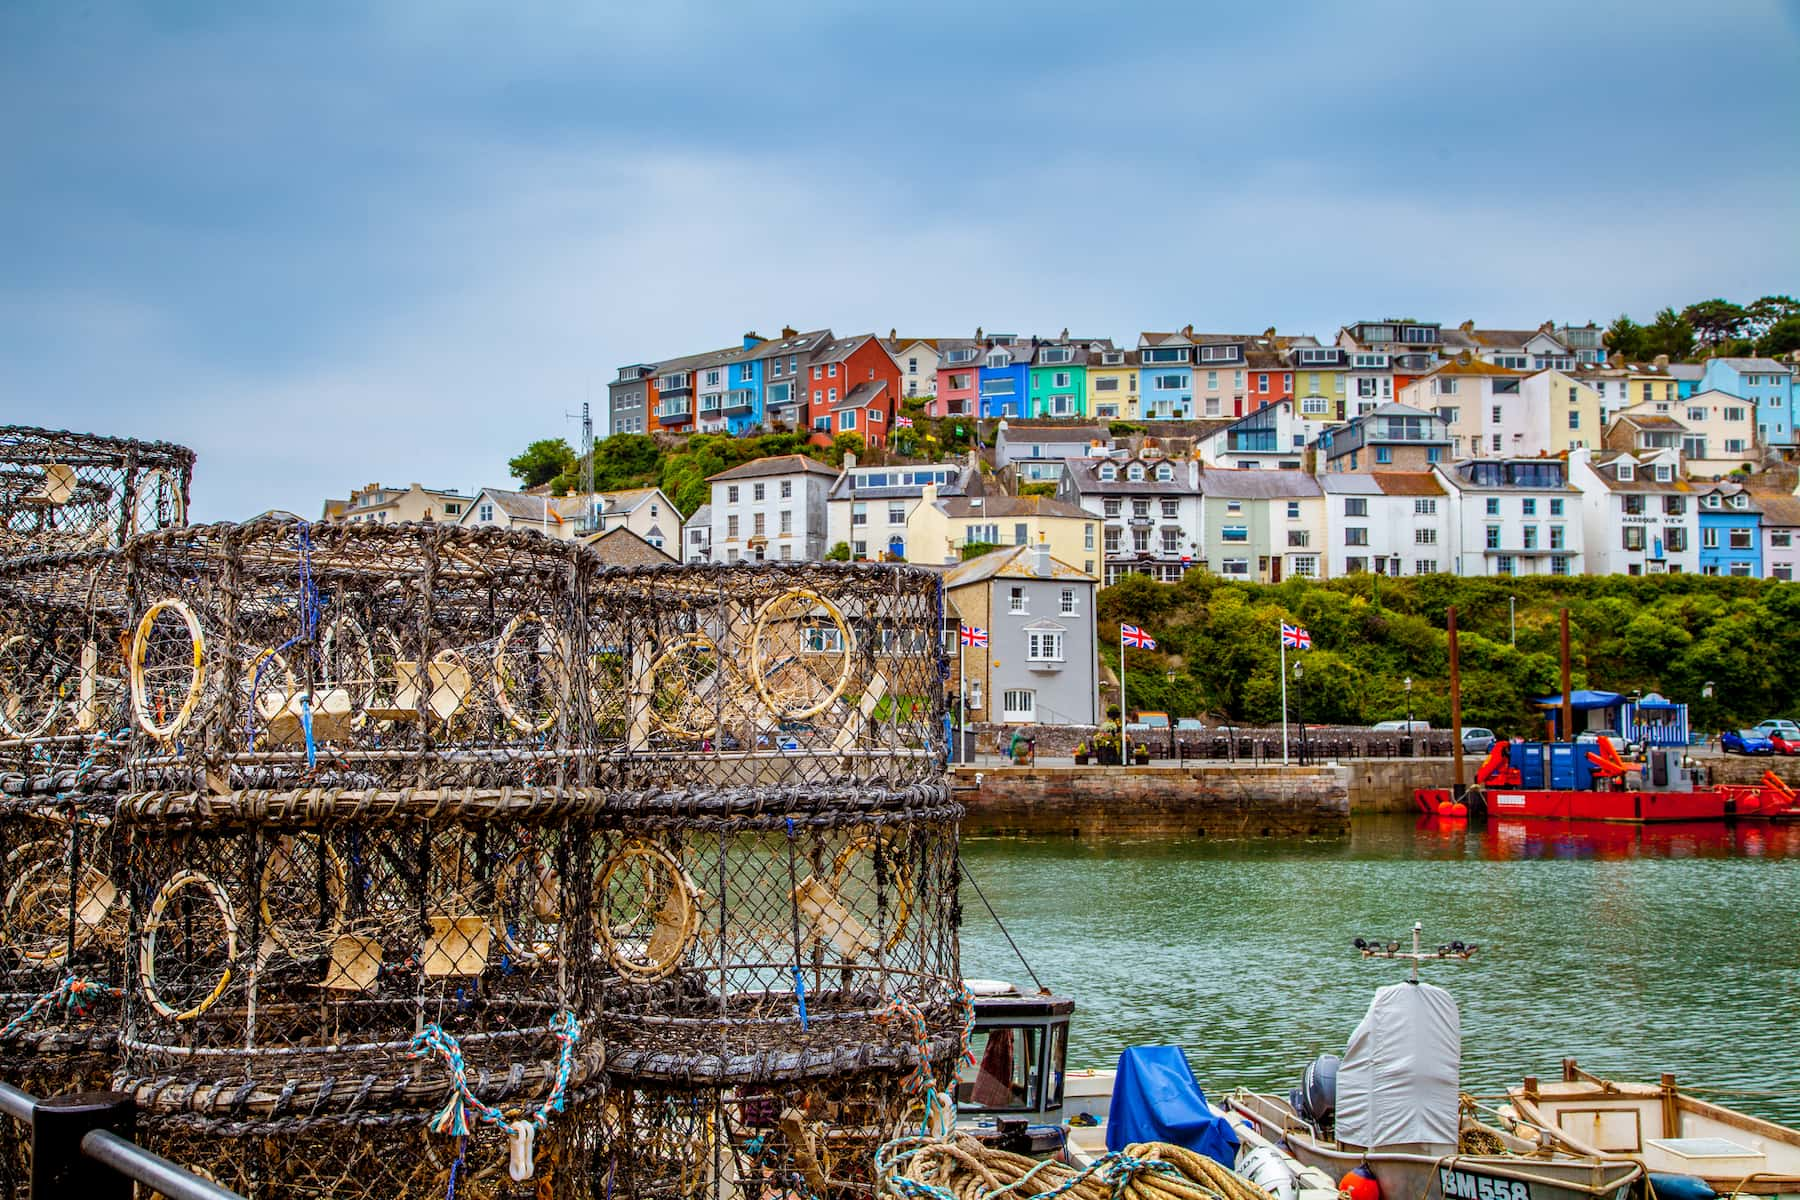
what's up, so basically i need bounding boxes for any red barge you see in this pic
[1414,738,1799,824]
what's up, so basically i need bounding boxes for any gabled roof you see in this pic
[1320,474,1382,495]
[706,454,839,483]
[1583,451,1690,494]
[1665,363,1707,381]
[936,494,1092,520]
[1371,471,1446,497]
[1062,458,1199,496]
[1749,489,1800,527]
[832,380,889,410]
[1612,412,1688,430]
[686,502,712,528]
[1712,357,1792,373]
[1425,358,1527,379]
[808,333,883,366]
[940,544,1094,588]
[583,526,677,566]
[472,488,563,524]
[1196,468,1323,500]
[998,423,1109,443]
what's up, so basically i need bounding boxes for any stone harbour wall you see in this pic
[957,763,1348,838]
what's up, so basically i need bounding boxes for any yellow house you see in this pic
[323,482,474,524]
[1524,369,1603,454]
[1615,389,1758,477]
[908,486,1102,576]
[1086,348,1140,421]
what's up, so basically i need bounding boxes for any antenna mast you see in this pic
[565,400,595,497]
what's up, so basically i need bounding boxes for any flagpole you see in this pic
[1118,624,1127,772]
[1280,626,1290,766]
[957,629,966,766]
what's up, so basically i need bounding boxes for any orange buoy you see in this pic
[1450,801,1468,817]
[1340,1164,1381,1200]
[1436,800,1453,815]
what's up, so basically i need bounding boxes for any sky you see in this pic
[2,2,1798,521]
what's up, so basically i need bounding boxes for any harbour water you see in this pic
[959,815,1800,1124]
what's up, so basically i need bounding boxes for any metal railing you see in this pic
[0,1083,243,1200]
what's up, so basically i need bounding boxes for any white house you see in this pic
[1057,454,1203,584]
[994,422,1111,485]
[563,486,680,551]
[682,503,712,564]
[457,487,570,538]
[1568,447,1697,577]
[1321,471,1454,577]
[888,336,940,400]
[704,454,840,563]
[1197,399,1323,470]
[1432,459,1582,577]
[825,459,972,562]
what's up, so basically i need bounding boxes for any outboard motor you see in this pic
[1289,1053,1339,1138]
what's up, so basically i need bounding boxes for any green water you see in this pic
[958,814,1800,1125]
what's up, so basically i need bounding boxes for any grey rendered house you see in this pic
[942,544,1098,727]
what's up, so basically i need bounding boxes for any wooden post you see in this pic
[1560,607,1573,742]
[1449,605,1464,793]
[1660,1072,1681,1138]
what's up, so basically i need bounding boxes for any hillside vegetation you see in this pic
[1098,572,1800,735]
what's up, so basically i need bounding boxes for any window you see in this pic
[1287,501,1301,519]
[1616,463,1634,482]
[1357,378,1378,398]
[1730,561,1755,577]
[1085,524,1096,550]
[968,681,983,711]
[1491,434,1503,451]
[1103,499,1122,518]
[1221,559,1250,576]
[1485,498,1500,516]
[1550,525,1565,549]
[1666,527,1687,551]
[1096,377,1120,392]
[1155,463,1174,482]
[1777,565,1794,581]
[1416,528,1437,545]
[1223,525,1249,543]
[1258,373,1269,392]
[1414,498,1437,515]
[1774,531,1793,548]
[753,512,766,536]
[888,502,906,525]
[478,503,494,522]
[1550,498,1564,516]
[1654,464,1672,482]
[838,410,857,431]
[1522,525,1538,549]
[1437,377,1458,395]
[1569,409,1581,430]
[1053,371,1072,388]
[1344,527,1369,546]
[1127,464,1146,482]
[1098,464,1117,483]
[851,503,867,526]
[1495,555,1516,575]
[1521,498,1536,516]
[1551,556,1571,576]
[1729,528,1754,550]
[1061,588,1077,615]
[1292,556,1318,577]
[1415,559,1438,574]
[1153,374,1185,391]
[1002,689,1036,721]
[1288,530,1310,547]
[1486,525,1501,550]
[1703,528,1718,549]
[780,480,792,499]
[1027,632,1064,662]
[1009,587,1025,614]
[1375,446,1392,464]
[1344,498,1368,517]
[1725,439,1748,454]
[753,482,765,501]
[727,514,740,538]
[727,485,740,503]
[1104,528,1121,552]
[1345,557,1367,574]
[1725,407,1747,422]
[1132,528,1151,552]
[1161,499,1179,519]
[1227,502,1242,514]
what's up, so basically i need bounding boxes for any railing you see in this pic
[0,1084,243,1200]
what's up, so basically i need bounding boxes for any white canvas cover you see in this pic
[1334,981,1460,1152]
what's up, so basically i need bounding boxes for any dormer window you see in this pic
[987,351,1012,369]
[1127,464,1146,481]
[1102,351,1124,365]
[1654,464,1672,482]
[1198,344,1241,363]
[1155,463,1174,482]
[1617,463,1634,482]
[1733,494,1748,509]
[1098,464,1117,482]
[1040,347,1073,365]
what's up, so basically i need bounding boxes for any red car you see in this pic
[1772,734,1800,756]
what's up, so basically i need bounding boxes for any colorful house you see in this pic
[886,335,941,401]
[1086,347,1139,420]
[1290,345,1349,421]
[1137,330,1196,420]
[1698,357,1796,448]
[1614,391,1756,478]
[1195,468,1327,582]
[1522,368,1603,455]
[976,337,1032,420]
[1189,333,1253,418]
[934,338,982,418]
[1696,482,1762,577]
[1399,357,1538,460]
[1245,343,1293,413]
[804,333,902,447]
[1198,399,1320,470]
[1029,338,1109,418]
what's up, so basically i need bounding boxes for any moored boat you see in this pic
[1504,1059,1800,1199]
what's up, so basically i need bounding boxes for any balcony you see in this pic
[657,406,693,426]
[723,389,756,413]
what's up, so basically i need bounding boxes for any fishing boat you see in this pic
[1227,925,1645,1200]
[1414,740,1800,824]
[1502,1059,1800,1199]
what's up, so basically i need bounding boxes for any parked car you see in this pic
[1174,718,1205,734]
[1372,719,1430,732]
[1754,719,1800,739]
[1722,729,1776,755]
[1126,711,1170,733]
[1771,734,1800,756]
[1461,727,1497,754]
[1575,728,1641,756]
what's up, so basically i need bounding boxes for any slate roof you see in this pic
[706,454,839,483]
[998,423,1109,443]
[478,488,564,524]
[936,494,1092,520]
[1062,458,1199,496]
[1614,413,1688,430]
[940,544,1094,587]
[832,380,889,411]
[1585,452,1691,494]
[1195,468,1323,500]
[1750,490,1800,527]
[1320,474,1382,495]
[1714,357,1792,373]
[584,526,677,565]
[808,333,880,366]
[1427,358,1528,378]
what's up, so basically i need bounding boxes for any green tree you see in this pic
[508,439,576,491]
[827,432,866,466]
[1604,314,1645,361]
[1745,295,1799,340]
[1758,314,1800,358]
[825,541,851,562]
[1641,308,1696,361]
[1681,299,1749,351]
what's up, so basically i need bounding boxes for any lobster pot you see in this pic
[598,1066,960,1200]
[0,549,133,789]
[0,426,193,560]
[138,1083,607,1199]
[581,562,947,794]
[114,789,605,1124]
[595,794,964,1085]
[122,520,596,794]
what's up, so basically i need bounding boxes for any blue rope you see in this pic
[791,963,809,1032]
[244,520,324,754]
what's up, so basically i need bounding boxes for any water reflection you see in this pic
[958,814,1800,1124]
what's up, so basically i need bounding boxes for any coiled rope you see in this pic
[877,1134,1277,1200]
[1,974,121,1040]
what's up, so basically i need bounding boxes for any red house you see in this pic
[803,334,902,448]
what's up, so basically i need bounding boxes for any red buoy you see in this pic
[1436,800,1453,816]
[1450,801,1468,817]
[1340,1164,1381,1200]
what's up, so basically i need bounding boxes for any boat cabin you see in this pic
[956,980,1075,1121]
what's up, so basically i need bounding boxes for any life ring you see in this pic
[749,588,854,721]
[258,833,348,960]
[596,840,697,981]
[0,633,66,740]
[141,869,238,1022]
[492,611,568,735]
[129,598,207,743]
[646,633,725,741]
[828,832,914,954]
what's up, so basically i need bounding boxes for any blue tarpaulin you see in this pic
[1531,690,1624,710]
[1104,1046,1240,1166]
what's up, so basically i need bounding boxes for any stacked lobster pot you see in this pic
[0,549,136,1200]
[114,520,607,1198]
[0,426,194,559]
[584,562,966,1200]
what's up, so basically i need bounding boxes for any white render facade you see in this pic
[1321,473,1455,577]
[1568,448,1698,577]
[1056,455,1204,584]
[1432,459,1582,577]
[705,455,838,564]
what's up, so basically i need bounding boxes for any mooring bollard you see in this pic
[32,1090,135,1200]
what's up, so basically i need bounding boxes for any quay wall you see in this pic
[956,763,1348,838]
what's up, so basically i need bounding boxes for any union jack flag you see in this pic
[1120,623,1156,649]
[959,624,988,647]
[895,415,914,428]
[1281,622,1312,650]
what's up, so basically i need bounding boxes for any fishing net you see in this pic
[0,426,194,560]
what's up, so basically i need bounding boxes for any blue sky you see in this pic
[3,2,1797,520]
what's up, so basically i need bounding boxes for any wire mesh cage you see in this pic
[121,519,595,794]
[581,562,948,796]
[0,426,194,560]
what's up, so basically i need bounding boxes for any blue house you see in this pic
[1699,356,1796,448]
[726,345,764,436]
[1668,362,1705,401]
[1697,482,1762,577]
[1136,330,1195,419]
[976,340,1030,419]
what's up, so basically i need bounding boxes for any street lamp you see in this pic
[1404,677,1414,729]
[1292,661,1306,765]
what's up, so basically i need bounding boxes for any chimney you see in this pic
[975,326,984,341]
[843,451,857,472]
[889,327,897,340]
[1460,319,1474,332]
[743,331,764,349]
[1265,326,1276,339]
[1541,320,1556,333]
[922,482,938,507]
[1032,539,1052,577]
[1654,354,1670,369]
[1182,323,1194,337]
[1458,350,1473,365]
[1061,327,1069,341]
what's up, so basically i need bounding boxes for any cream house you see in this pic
[1523,369,1603,454]
[907,488,1101,576]
[323,482,474,525]
[456,488,570,538]
[1613,390,1758,478]
[1399,357,1542,459]
[564,486,680,553]
[1195,468,1327,582]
